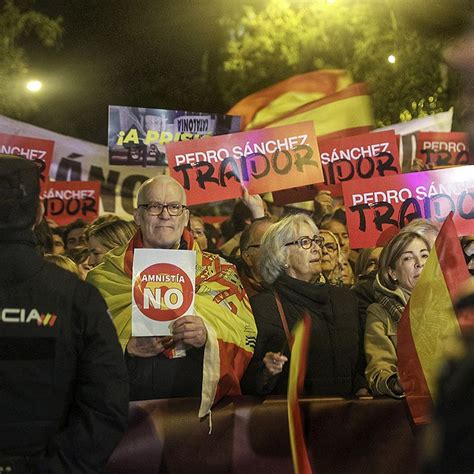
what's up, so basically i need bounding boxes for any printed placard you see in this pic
[108,106,241,167]
[0,132,54,186]
[318,130,400,185]
[416,131,471,167]
[166,121,324,206]
[132,249,196,336]
[41,180,100,226]
[343,166,474,249]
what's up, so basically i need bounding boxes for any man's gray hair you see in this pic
[259,213,318,284]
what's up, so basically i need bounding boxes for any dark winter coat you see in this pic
[242,273,367,396]
[0,230,129,473]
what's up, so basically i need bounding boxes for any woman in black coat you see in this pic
[241,213,368,396]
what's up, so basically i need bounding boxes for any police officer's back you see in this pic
[0,155,129,473]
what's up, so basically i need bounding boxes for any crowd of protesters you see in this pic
[35,185,474,403]
[3,3,474,469]
[2,150,473,473]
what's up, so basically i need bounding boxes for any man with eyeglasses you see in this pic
[87,175,257,416]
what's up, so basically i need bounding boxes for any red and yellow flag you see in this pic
[397,213,471,424]
[287,314,313,474]
[87,229,257,418]
[227,70,374,139]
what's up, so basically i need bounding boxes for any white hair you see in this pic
[259,213,318,284]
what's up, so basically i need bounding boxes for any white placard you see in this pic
[131,249,196,336]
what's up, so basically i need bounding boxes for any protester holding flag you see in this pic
[364,231,431,397]
[241,213,367,396]
[87,176,257,418]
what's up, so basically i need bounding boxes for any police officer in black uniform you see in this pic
[0,155,129,473]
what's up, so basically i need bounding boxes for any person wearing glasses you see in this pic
[319,229,343,285]
[241,213,368,396]
[87,176,257,416]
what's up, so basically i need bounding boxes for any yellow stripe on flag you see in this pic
[287,315,312,474]
[261,95,374,137]
[248,91,328,130]
[409,245,463,400]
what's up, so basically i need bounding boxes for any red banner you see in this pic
[343,166,474,249]
[416,131,471,168]
[166,122,324,206]
[0,132,55,187]
[318,130,400,185]
[41,181,101,226]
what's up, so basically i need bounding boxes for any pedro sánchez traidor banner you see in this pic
[272,129,400,206]
[108,106,241,167]
[343,166,474,249]
[318,130,401,185]
[0,132,55,188]
[416,131,471,168]
[41,180,100,226]
[166,121,324,206]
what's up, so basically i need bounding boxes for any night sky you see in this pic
[25,0,237,145]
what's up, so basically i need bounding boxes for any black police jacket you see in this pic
[0,230,129,473]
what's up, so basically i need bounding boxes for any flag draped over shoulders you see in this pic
[87,229,257,417]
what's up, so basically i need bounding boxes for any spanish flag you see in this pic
[227,70,374,139]
[397,213,471,424]
[287,314,313,474]
[87,229,257,418]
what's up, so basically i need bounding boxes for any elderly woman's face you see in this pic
[285,222,323,283]
[388,238,430,292]
[320,230,339,274]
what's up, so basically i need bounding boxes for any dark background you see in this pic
[26,0,235,145]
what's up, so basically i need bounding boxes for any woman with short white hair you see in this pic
[241,213,367,396]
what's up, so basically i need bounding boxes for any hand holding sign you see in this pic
[132,249,196,337]
[126,336,174,357]
[172,315,207,348]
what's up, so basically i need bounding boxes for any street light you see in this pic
[26,80,42,92]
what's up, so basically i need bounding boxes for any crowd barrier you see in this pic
[106,396,421,474]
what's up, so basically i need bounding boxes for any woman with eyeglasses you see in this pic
[241,213,368,397]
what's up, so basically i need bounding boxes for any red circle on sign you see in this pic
[133,263,193,321]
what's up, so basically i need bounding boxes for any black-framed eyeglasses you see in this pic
[138,202,187,216]
[285,235,324,250]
